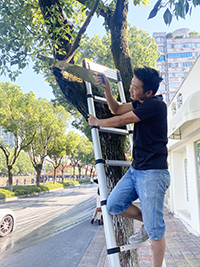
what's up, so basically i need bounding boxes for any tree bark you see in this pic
[35,164,43,186]
[8,165,13,191]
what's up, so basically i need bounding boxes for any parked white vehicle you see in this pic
[0,209,16,237]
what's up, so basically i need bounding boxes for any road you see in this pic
[0,184,100,267]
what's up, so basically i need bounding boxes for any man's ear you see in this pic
[145,90,153,97]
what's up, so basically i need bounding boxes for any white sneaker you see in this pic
[129,224,149,244]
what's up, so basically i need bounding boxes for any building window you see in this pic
[167,52,192,58]
[171,102,176,115]
[182,43,191,48]
[177,93,183,109]
[169,72,187,78]
[156,37,164,44]
[193,52,200,57]
[158,46,165,52]
[192,42,200,48]
[159,84,165,91]
[184,158,189,202]
[169,82,181,87]
[167,44,172,49]
[157,55,165,62]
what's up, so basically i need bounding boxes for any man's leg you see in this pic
[119,204,143,222]
[151,237,165,267]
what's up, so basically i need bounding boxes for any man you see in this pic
[88,66,170,267]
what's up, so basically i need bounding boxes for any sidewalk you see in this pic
[81,206,200,267]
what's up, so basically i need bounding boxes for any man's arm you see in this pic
[88,111,140,128]
[96,74,133,115]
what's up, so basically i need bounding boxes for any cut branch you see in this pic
[63,0,100,63]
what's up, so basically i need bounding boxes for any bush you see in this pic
[0,178,90,199]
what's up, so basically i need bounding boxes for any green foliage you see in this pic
[0,0,86,80]
[148,0,200,25]
[0,179,90,199]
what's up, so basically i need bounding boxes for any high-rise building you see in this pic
[153,28,200,103]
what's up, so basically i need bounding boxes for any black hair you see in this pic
[133,66,163,95]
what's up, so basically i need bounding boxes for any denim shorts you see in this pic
[107,167,170,241]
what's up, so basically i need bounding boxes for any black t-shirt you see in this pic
[132,95,168,170]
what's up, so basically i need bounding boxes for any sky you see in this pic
[0,1,199,103]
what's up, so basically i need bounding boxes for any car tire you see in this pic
[0,215,14,237]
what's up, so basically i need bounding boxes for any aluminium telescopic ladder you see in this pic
[82,58,166,267]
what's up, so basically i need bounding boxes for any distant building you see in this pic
[0,126,14,147]
[153,28,200,103]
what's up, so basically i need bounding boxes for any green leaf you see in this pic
[148,8,158,20]
[163,8,172,25]
[154,0,162,9]
[185,1,190,14]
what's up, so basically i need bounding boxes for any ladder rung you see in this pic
[94,96,122,105]
[120,240,150,252]
[99,127,128,135]
[105,160,132,167]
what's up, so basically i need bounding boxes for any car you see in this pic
[0,209,16,237]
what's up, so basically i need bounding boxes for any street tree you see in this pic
[47,134,68,184]
[76,135,94,178]
[65,131,81,180]
[27,100,70,186]
[1,0,199,264]
[0,82,38,191]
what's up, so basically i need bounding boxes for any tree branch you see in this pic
[63,0,100,63]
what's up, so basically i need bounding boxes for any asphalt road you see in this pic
[0,184,99,267]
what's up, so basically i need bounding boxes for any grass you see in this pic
[0,178,90,200]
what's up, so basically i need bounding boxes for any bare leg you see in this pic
[118,204,143,222]
[151,237,165,267]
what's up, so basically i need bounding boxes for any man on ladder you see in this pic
[88,66,170,267]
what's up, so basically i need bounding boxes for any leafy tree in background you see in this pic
[0,82,38,191]
[27,100,70,186]
[47,134,68,184]
[76,135,94,178]
[65,131,81,181]
[1,0,199,264]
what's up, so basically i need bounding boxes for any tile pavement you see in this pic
[101,207,200,267]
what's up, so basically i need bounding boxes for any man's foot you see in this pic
[129,224,149,244]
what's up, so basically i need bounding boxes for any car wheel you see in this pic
[0,215,14,237]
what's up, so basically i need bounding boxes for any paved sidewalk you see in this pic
[82,206,200,267]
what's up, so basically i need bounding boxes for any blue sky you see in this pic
[0,2,199,102]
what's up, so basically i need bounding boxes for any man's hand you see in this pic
[88,114,99,126]
[95,73,110,91]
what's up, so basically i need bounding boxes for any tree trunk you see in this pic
[35,164,43,187]
[61,167,64,183]
[73,165,76,181]
[53,168,57,184]
[8,165,13,191]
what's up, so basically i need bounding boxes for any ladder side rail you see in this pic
[117,80,134,151]
[85,81,121,267]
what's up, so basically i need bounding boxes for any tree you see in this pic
[13,151,35,175]
[0,82,38,191]
[65,131,81,180]
[47,134,68,184]
[76,135,94,178]
[27,100,70,186]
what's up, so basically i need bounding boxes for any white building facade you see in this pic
[166,55,200,234]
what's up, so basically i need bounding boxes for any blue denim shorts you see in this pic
[107,167,170,241]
